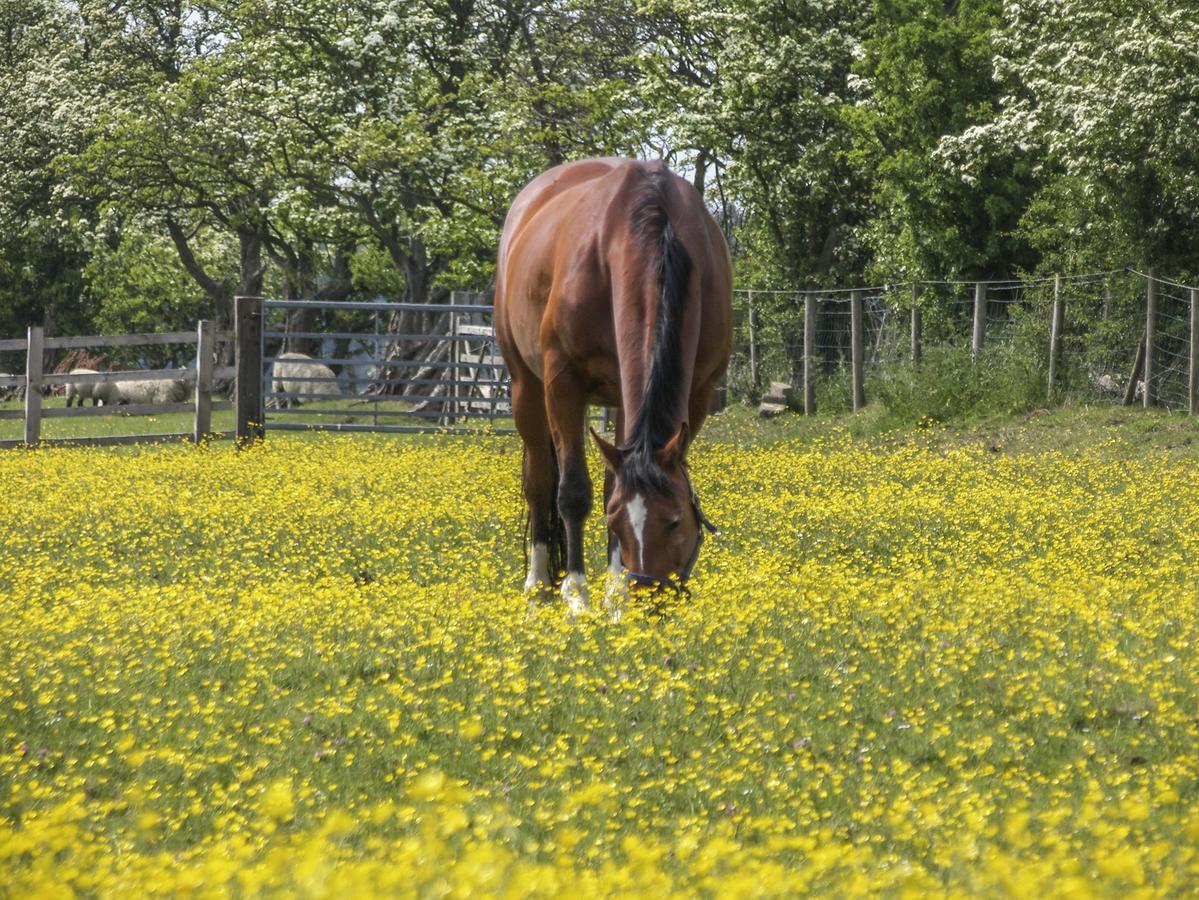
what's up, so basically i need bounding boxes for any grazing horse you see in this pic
[495,157,732,612]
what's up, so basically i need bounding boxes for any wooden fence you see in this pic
[0,322,235,449]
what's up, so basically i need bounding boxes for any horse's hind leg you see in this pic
[545,368,593,614]
[602,407,629,619]
[512,371,558,595]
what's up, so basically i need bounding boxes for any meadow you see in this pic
[1,406,1198,896]
[0,397,465,443]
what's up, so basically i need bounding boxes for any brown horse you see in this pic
[495,157,732,613]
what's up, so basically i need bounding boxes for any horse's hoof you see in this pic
[560,573,590,617]
[524,582,557,615]
[603,580,628,623]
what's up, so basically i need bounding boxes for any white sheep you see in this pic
[269,352,339,408]
[65,369,122,406]
[115,378,189,406]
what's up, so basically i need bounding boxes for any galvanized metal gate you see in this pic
[237,295,513,438]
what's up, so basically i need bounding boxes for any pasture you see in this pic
[0,397,471,444]
[1,407,1198,895]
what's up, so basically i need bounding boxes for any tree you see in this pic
[69,2,273,347]
[850,0,1035,281]
[649,0,875,289]
[0,0,98,341]
[222,0,652,393]
[943,0,1199,273]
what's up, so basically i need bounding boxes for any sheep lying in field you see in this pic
[65,369,123,406]
[115,378,189,406]
[269,352,339,408]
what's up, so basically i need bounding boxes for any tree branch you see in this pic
[165,217,225,299]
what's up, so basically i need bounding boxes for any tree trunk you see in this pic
[692,149,709,199]
[367,237,454,396]
[284,241,320,357]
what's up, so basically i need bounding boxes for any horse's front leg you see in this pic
[510,370,557,597]
[547,370,592,615]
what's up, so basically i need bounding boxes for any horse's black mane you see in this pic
[622,167,693,496]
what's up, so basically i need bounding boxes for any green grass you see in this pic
[0,396,514,442]
[0,399,235,441]
[8,389,1199,465]
[2,405,1199,893]
[703,397,1199,458]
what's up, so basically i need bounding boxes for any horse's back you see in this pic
[497,158,637,304]
[496,159,633,384]
[496,158,730,400]
[499,158,627,253]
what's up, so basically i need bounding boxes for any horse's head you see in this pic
[591,424,715,592]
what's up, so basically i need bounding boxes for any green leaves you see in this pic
[963,0,1199,272]
[850,0,1036,282]
[4,0,1197,338]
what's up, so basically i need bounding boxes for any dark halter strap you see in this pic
[621,469,717,594]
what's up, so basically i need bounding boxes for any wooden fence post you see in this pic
[1047,273,1064,400]
[449,313,460,426]
[235,296,264,445]
[194,319,214,443]
[24,325,42,445]
[803,294,816,415]
[1144,271,1157,409]
[910,283,922,364]
[747,292,759,396]
[1190,288,1198,416]
[851,290,865,411]
[972,282,987,357]
[1122,338,1145,406]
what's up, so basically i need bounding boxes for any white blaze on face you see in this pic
[524,542,550,591]
[626,493,648,571]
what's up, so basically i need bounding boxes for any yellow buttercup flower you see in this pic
[0,425,1195,895]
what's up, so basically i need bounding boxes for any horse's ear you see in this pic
[658,421,691,467]
[590,427,623,472]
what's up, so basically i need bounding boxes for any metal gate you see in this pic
[247,294,512,436]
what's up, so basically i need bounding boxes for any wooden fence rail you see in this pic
[0,321,233,449]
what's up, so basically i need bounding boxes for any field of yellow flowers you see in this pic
[2,418,1198,896]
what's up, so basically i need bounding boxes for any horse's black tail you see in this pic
[546,443,567,585]
[625,166,694,493]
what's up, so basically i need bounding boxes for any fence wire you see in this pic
[1151,281,1192,410]
[732,271,1198,414]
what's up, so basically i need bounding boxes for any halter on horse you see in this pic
[495,158,732,612]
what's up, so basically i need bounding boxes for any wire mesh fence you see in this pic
[1149,276,1194,410]
[228,268,1197,445]
[730,270,1199,416]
